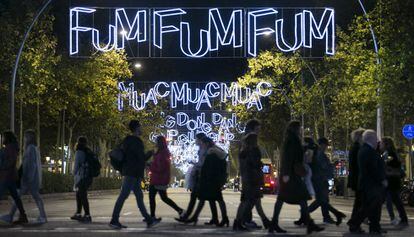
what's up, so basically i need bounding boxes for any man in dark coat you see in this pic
[110,120,159,229]
[347,128,365,227]
[348,129,387,234]
[307,138,346,225]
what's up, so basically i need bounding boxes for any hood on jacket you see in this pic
[207,146,228,160]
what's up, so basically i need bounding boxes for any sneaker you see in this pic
[147,217,161,228]
[391,218,400,225]
[70,214,82,221]
[80,215,92,223]
[36,216,48,224]
[0,214,13,224]
[109,220,127,229]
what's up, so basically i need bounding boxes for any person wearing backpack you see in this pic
[70,136,95,223]
[109,120,159,229]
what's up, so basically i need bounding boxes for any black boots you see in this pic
[268,222,287,233]
[232,219,248,231]
[307,219,325,234]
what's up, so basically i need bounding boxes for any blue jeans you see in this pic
[111,176,150,221]
[9,184,46,219]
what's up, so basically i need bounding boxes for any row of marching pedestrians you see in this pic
[0,119,410,235]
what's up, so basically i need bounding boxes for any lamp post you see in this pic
[357,0,382,138]
[10,0,54,132]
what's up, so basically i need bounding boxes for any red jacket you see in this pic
[149,149,171,185]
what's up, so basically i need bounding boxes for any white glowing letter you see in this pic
[154,82,170,98]
[208,8,242,51]
[247,91,263,111]
[115,8,147,49]
[275,13,303,52]
[256,81,273,97]
[205,82,220,97]
[69,7,96,55]
[153,8,186,49]
[180,22,210,58]
[303,8,335,55]
[248,8,278,57]
[196,90,212,111]
[170,82,189,108]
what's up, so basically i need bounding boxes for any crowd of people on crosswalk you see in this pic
[0,119,410,235]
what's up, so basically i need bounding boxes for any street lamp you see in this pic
[134,62,142,70]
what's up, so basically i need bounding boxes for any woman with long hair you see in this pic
[149,136,183,220]
[183,136,228,226]
[70,136,93,223]
[379,137,408,227]
[233,133,270,231]
[8,129,46,224]
[0,131,27,224]
[269,121,323,234]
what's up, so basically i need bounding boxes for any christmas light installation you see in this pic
[69,7,335,57]
[117,81,273,112]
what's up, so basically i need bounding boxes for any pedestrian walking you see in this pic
[70,136,95,223]
[109,120,159,229]
[305,137,346,225]
[233,133,270,231]
[182,137,228,226]
[0,131,27,224]
[302,137,316,198]
[240,119,262,229]
[148,136,183,220]
[380,137,409,227]
[5,130,46,224]
[176,133,206,222]
[268,121,324,234]
[346,128,365,230]
[347,129,387,234]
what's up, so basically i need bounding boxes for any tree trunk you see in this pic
[60,110,65,174]
[314,117,320,140]
[98,138,109,177]
[67,125,74,175]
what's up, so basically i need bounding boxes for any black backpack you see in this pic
[109,143,125,172]
[85,151,101,178]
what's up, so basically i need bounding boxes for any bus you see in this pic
[261,160,277,194]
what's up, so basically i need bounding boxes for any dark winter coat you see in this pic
[239,147,264,201]
[311,150,334,190]
[0,144,19,183]
[121,135,151,178]
[198,146,227,201]
[357,143,386,198]
[278,132,310,204]
[383,151,402,191]
[347,142,361,191]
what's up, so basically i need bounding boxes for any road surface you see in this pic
[1,188,413,236]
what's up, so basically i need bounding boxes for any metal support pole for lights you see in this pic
[10,0,53,132]
[357,0,383,138]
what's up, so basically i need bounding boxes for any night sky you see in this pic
[52,0,376,83]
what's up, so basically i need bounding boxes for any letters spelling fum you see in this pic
[70,7,335,58]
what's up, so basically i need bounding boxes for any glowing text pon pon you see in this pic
[69,7,335,58]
